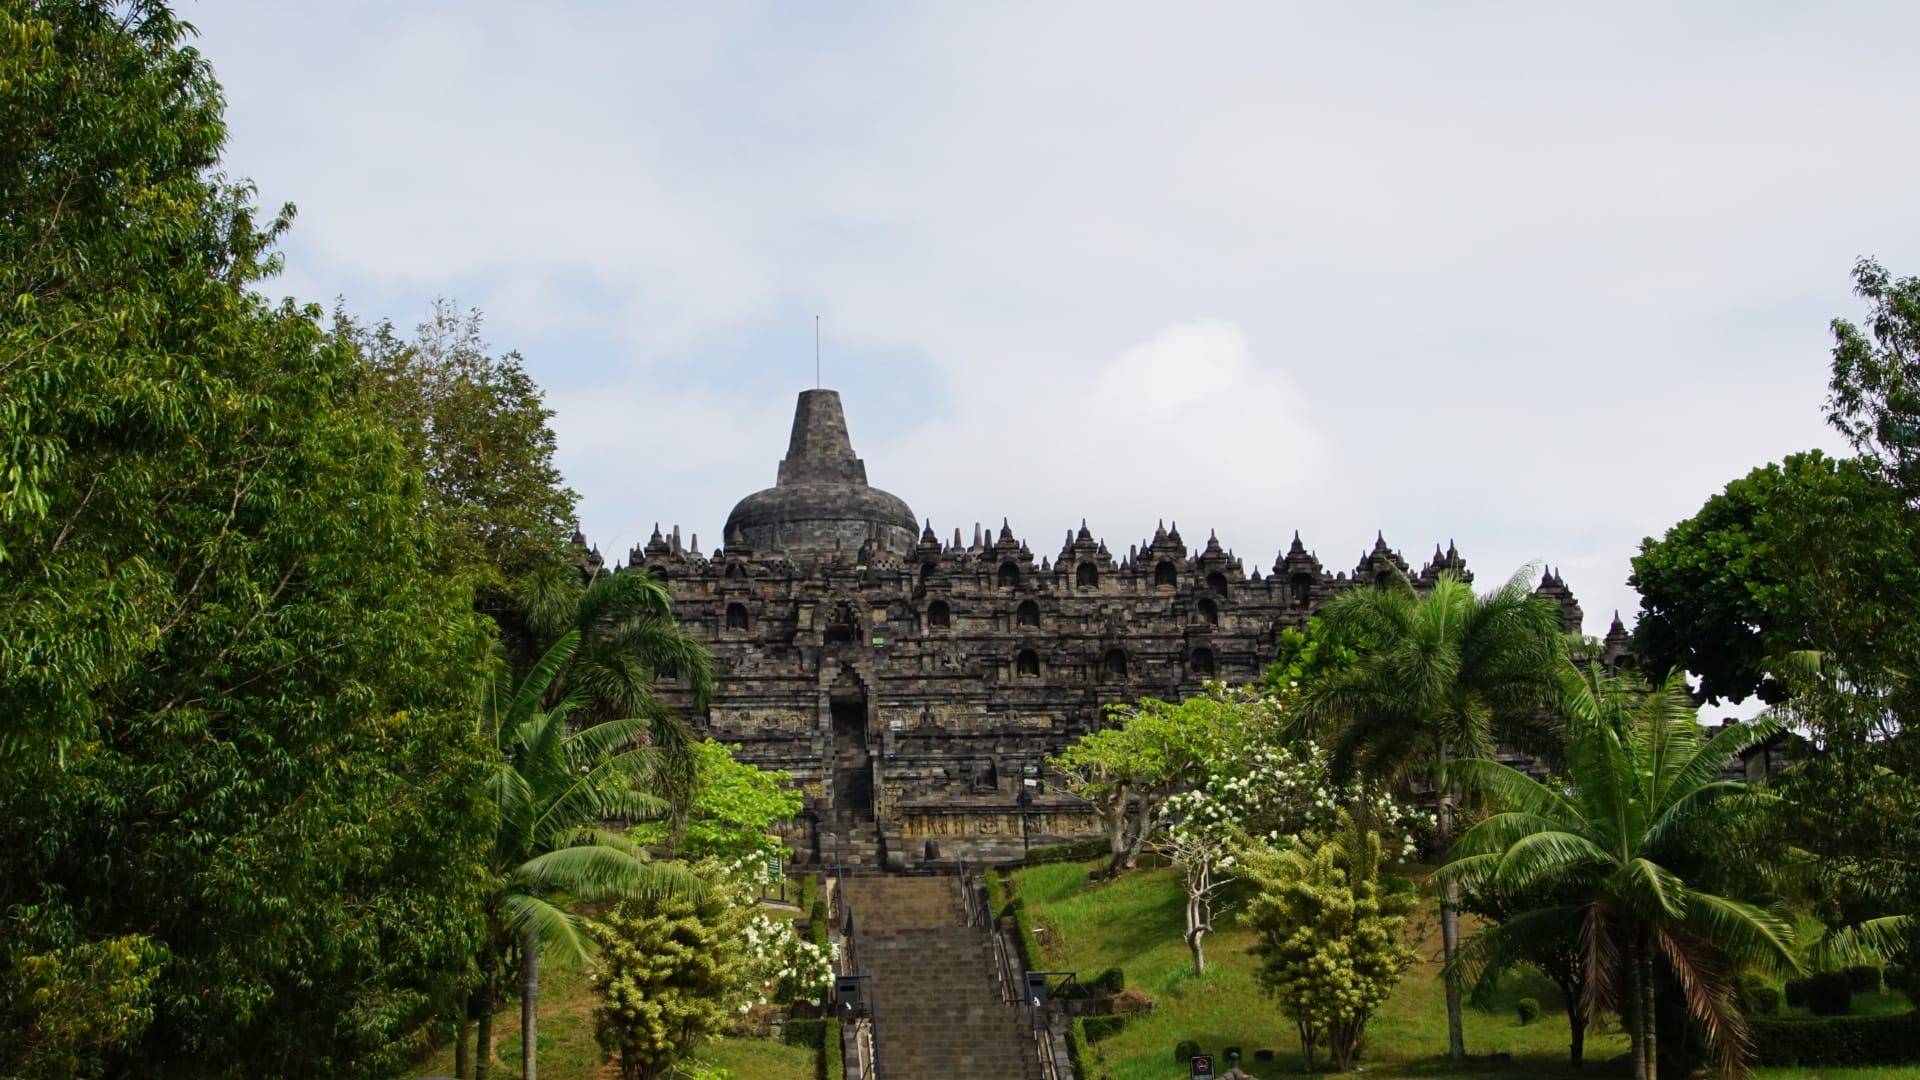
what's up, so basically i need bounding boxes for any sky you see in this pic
[187,2,1920,705]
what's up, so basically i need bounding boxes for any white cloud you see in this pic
[190,0,1917,666]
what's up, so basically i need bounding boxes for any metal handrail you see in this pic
[829,840,882,1079]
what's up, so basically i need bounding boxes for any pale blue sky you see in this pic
[188,2,1920,698]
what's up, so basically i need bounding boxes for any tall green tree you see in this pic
[1629,450,1920,704]
[1,2,493,1073]
[1829,258,1920,504]
[472,632,698,1080]
[517,565,716,811]
[339,300,578,610]
[1300,569,1570,1061]
[1440,670,1798,1080]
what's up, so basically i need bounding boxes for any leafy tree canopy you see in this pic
[339,300,578,607]
[632,738,803,862]
[1829,258,1920,503]
[1,2,494,1072]
[1630,450,1920,704]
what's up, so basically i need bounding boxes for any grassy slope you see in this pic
[1014,860,1906,1080]
[415,961,814,1080]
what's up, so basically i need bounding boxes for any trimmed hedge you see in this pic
[1023,837,1111,865]
[1847,964,1884,994]
[1753,1012,1920,1067]
[783,1017,846,1080]
[1088,967,1125,994]
[1082,1014,1130,1043]
[1806,971,1855,1016]
[823,1018,843,1080]
[799,872,817,915]
[1744,986,1781,1016]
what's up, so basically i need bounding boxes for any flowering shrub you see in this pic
[588,859,833,1079]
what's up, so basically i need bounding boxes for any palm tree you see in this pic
[1301,568,1570,1060]
[516,562,715,811]
[468,631,699,1080]
[1439,669,1799,1080]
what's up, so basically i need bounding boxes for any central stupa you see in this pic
[722,389,918,558]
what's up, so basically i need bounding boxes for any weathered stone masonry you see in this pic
[580,389,1616,869]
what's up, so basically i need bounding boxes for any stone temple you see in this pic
[581,389,1601,870]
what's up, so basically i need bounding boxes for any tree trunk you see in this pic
[521,929,540,1080]
[1639,928,1658,1080]
[475,968,497,1080]
[1566,998,1586,1067]
[1435,751,1466,1062]
[1626,934,1645,1080]
[455,1010,472,1079]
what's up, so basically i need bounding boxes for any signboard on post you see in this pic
[1189,1054,1215,1078]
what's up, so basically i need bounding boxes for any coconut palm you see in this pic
[1439,668,1799,1080]
[516,562,715,811]
[1300,568,1571,1059]
[467,631,699,1080]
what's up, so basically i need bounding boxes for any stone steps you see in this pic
[840,875,1044,1079]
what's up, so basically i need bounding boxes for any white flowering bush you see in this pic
[588,859,834,1078]
[1155,684,1427,977]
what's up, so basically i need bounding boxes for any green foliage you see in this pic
[1828,258,1920,503]
[985,869,1014,919]
[1752,1012,1920,1068]
[1516,997,1541,1025]
[1745,985,1781,1017]
[1805,972,1856,1016]
[587,880,750,1080]
[1630,450,1920,704]
[821,1017,842,1080]
[515,564,714,808]
[1023,837,1113,865]
[1243,812,1418,1072]
[476,632,693,967]
[1082,1013,1130,1042]
[1264,615,1359,696]
[1089,966,1126,993]
[338,301,578,603]
[1441,668,1800,1077]
[1051,691,1243,869]
[1174,1038,1202,1062]
[0,3,495,1072]
[784,1017,842,1080]
[1849,965,1885,994]
[1303,570,1571,779]
[630,738,801,861]
[0,902,163,1080]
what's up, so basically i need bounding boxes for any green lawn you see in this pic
[1010,859,1914,1080]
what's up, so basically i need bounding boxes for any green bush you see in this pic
[1806,971,1856,1016]
[1785,978,1808,1008]
[799,872,817,915]
[1088,967,1125,994]
[1082,1014,1129,1043]
[1890,965,1920,1006]
[1752,1012,1920,1067]
[783,1018,843,1080]
[1254,1048,1276,1062]
[1847,964,1884,994]
[822,1018,843,1080]
[1516,997,1540,1025]
[1174,1039,1202,1062]
[782,1018,829,1049]
[1744,986,1782,1016]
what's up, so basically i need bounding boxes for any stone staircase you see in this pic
[839,875,1045,1078]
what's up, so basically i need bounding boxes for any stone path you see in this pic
[838,875,1044,1078]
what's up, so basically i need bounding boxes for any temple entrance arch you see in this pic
[829,667,872,812]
